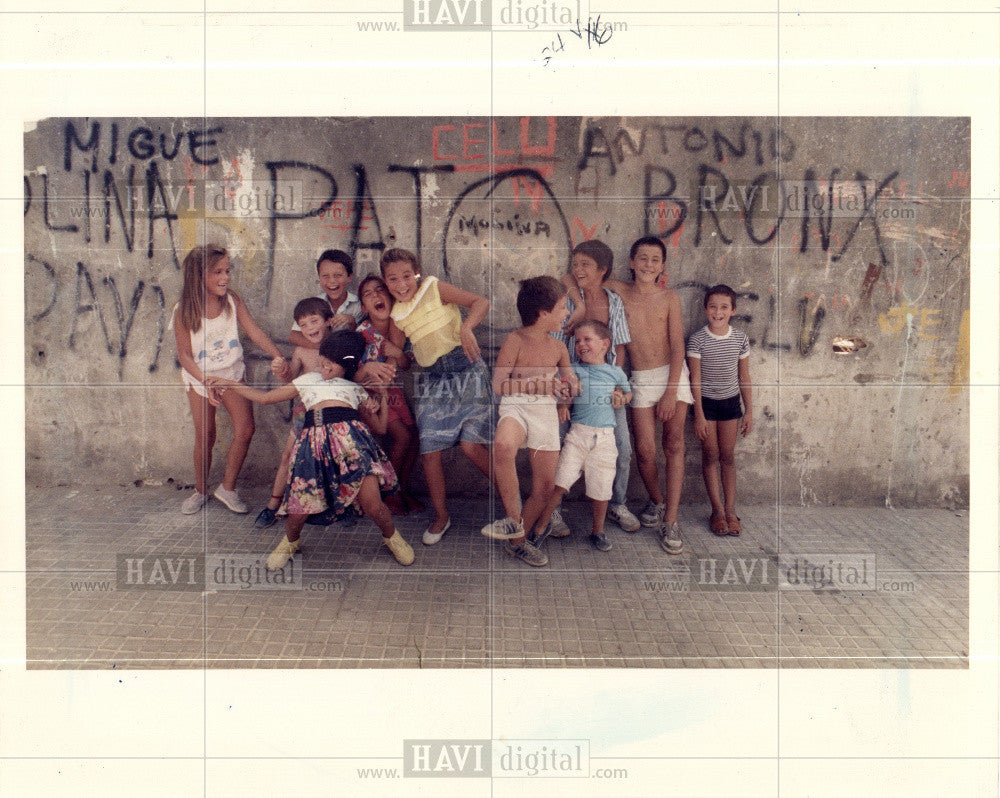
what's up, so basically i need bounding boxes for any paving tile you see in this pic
[24,486,968,669]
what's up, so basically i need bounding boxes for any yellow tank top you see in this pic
[390,276,463,367]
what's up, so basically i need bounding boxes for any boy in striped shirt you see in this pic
[687,284,754,537]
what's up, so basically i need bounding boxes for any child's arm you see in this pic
[655,291,686,423]
[286,348,307,382]
[687,355,707,441]
[386,319,411,369]
[437,280,489,363]
[288,330,317,350]
[231,292,289,379]
[359,385,388,435]
[330,312,357,331]
[559,274,587,334]
[738,355,753,436]
[207,377,298,406]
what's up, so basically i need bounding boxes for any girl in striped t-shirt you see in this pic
[686,284,753,537]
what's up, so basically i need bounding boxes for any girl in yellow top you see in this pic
[381,248,493,545]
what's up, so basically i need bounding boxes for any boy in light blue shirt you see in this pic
[530,320,631,552]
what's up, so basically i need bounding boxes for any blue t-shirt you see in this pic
[570,362,630,428]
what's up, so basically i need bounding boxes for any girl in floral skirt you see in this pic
[210,330,414,569]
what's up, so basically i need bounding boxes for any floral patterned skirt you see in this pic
[279,418,398,518]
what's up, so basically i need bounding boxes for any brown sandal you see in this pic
[710,510,729,536]
[725,513,742,536]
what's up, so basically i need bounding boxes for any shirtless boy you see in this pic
[564,236,690,553]
[481,276,576,567]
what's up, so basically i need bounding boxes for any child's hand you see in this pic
[611,387,627,409]
[741,409,753,437]
[361,395,380,415]
[205,376,238,388]
[562,304,586,336]
[206,386,224,407]
[551,377,573,401]
[356,361,396,386]
[557,404,571,424]
[655,389,677,422]
[330,313,355,330]
[693,415,708,441]
[460,327,481,363]
[271,356,289,381]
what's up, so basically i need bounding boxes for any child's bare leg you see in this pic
[266,431,297,510]
[492,419,528,523]
[590,498,609,536]
[187,388,217,495]
[459,440,492,479]
[661,401,687,525]
[385,419,410,481]
[284,514,307,542]
[700,420,725,515]
[716,418,740,513]
[531,485,568,539]
[386,419,419,490]
[421,450,450,534]
[219,388,256,492]
[631,406,664,505]
[355,475,395,537]
[521,449,559,537]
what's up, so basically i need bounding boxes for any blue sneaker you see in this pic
[254,507,278,528]
[589,532,612,552]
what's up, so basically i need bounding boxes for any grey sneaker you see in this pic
[480,517,525,541]
[503,538,548,566]
[181,491,208,514]
[548,508,571,538]
[608,503,641,532]
[639,500,666,527]
[660,521,684,554]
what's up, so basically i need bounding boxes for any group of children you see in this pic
[171,236,752,570]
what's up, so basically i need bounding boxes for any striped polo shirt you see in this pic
[686,325,750,400]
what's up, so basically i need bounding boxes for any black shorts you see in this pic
[701,394,742,421]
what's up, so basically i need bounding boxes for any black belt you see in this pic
[303,406,360,427]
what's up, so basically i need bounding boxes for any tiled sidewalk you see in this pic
[24,485,968,669]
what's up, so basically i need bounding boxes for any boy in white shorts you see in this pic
[530,320,632,553]
[481,276,577,567]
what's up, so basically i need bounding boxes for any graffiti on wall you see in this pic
[25,117,969,386]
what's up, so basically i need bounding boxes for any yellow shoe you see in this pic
[383,530,414,566]
[266,535,300,570]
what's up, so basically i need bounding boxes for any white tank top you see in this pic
[170,294,243,373]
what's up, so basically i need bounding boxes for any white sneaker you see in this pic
[480,517,525,540]
[549,507,571,538]
[181,491,208,514]
[608,503,641,532]
[422,518,451,546]
[213,485,248,514]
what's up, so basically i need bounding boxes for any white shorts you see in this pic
[630,363,695,408]
[554,423,617,501]
[497,394,560,452]
[181,362,246,399]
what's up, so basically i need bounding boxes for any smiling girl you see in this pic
[171,245,288,515]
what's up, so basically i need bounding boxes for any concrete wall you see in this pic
[24,116,970,507]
